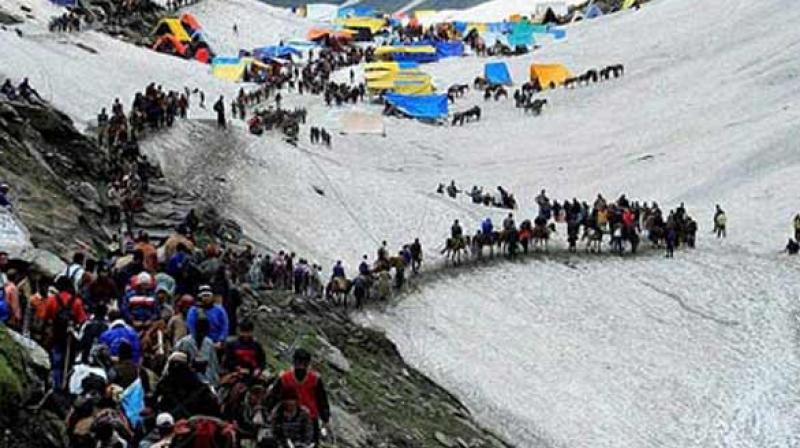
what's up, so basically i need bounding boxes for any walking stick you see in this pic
[62,329,72,390]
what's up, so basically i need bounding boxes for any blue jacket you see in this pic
[358,262,370,276]
[99,321,142,364]
[332,264,345,279]
[187,304,229,343]
[167,252,189,278]
[481,219,493,235]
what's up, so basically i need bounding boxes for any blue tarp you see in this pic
[121,379,145,429]
[585,4,604,19]
[398,61,420,69]
[50,0,76,5]
[338,5,374,18]
[253,46,302,60]
[385,93,448,119]
[484,62,512,85]
[392,50,439,63]
[435,41,464,58]
[212,56,240,65]
[550,28,567,39]
[453,21,468,34]
[410,40,464,58]
[508,21,535,47]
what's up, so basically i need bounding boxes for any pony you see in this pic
[582,226,604,253]
[441,236,468,264]
[524,99,548,116]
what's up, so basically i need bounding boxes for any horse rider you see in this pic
[503,213,515,232]
[451,220,463,243]
[481,217,493,236]
[331,261,345,281]
[358,255,371,277]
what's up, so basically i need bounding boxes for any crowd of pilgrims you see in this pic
[0,224,333,447]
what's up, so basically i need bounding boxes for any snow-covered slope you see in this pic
[3,0,800,445]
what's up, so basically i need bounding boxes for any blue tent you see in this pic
[484,62,512,85]
[385,94,448,119]
[253,46,302,60]
[411,40,464,58]
[338,5,374,18]
[434,41,464,58]
[508,21,535,47]
[585,3,604,19]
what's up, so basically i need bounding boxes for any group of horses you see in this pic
[563,63,625,88]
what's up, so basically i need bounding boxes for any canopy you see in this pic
[253,45,301,60]
[340,112,385,135]
[338,5,374,18]
[367,71,434,94]
[529,63,572,89]
[305,3,338,21]
[485,62,512,85]
[338,17,386,33]
[306,27,354,41]
[152,18,191,42]
[385,93,448,119]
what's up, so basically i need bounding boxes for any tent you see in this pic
[367,71,434,94]
[384,93,448,119]
[540,7,559,25]
[337,5,374,18]
[365,61,420,76]
[338,17,386,33]
[622,0,638,10]
[253,46,302,60]
[375,46,438,63]
[179,13,202,34]
[152,34,188,56]
[306,3,338,21]
[484,62,512,85]
[152,18,191,42]
[340,112,385,135]
[529,63,572,89]
[509,20,535,47]
[585,3,604,19]
[212,56,246,81]
[306,27,354,42]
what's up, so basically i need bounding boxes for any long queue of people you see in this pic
[0,224,331,447]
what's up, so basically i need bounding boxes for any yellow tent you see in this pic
[212,62,245,82]
[152,18,191,42]
[367,71,433,94]
[337,17,386,33]
[529,63,572,89]
[374,45,436,56]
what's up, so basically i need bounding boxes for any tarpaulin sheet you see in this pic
[485,61,512,85]
[384,93,448,119]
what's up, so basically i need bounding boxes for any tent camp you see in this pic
[385,93,448,120]
[485,62,512,85]
[529,63,572,89]
[340,111,386,135]
[375,46,439,63]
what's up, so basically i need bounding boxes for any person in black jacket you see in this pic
[154,352,220,420]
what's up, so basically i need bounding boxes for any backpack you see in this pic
[53,294,77,339]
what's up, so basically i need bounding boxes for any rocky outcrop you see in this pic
[241,289,513,448]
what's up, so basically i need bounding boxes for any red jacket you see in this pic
[280,369,320,420]
[41,292,88,324]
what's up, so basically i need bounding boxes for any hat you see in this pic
[197,285,213,298]
[156,413,175,428]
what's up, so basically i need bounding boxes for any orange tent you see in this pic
[529,63,572,89]
[179,12,202,33]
